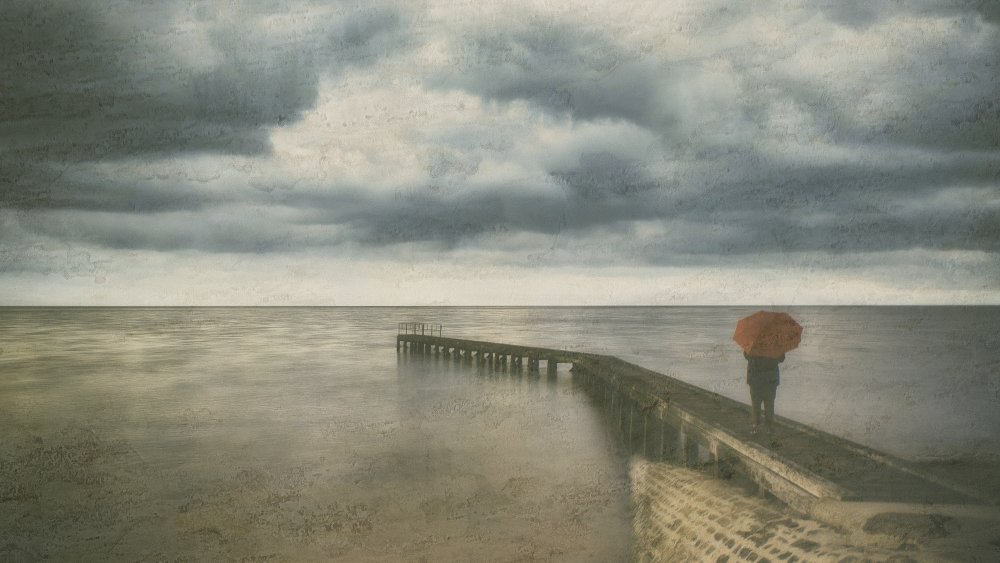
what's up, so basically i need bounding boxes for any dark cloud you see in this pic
[10,139,995,262]
[767,56,1000,154]
[0,162,225,214]
[658,148,1000,256]
[818,1,886,29]
[432,3,1000,157]
[976,0,1000,24]
[0,0,407,161]
[552,152,661,200]
[731,1,1000,154]
[1,0,997,290]
[431,22,675,131]
[648,203,1000,259]
[291,189,567,247]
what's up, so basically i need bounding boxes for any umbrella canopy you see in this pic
[733,311,802,359]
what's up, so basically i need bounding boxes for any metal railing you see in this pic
[398,322,442,336]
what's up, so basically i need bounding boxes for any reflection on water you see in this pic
[1,306,998,560]
[0,308,632,561]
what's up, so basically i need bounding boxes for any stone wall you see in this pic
[630,459,997,562]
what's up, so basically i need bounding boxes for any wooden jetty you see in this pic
[396,324,998,530]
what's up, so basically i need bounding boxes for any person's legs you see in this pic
[762,385,777,432]
[749,385,762,431]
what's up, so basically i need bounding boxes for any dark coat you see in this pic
[744,352,784,387]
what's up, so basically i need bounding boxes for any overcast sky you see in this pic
[2,0,998,305]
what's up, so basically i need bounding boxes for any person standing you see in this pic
[745,351,784,435]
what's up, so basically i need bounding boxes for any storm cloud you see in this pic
[1,0,406,161]
[430,22,677,132]
[1,0,997,303]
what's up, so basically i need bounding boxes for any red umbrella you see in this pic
[733,311,802,359]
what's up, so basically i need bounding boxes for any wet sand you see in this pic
[6,424,1000,560]
[0,418,632,562]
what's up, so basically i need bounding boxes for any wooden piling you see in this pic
[683,429,699,467]
[642,412,649,458]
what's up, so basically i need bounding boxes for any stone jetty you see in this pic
[397,325,1000,561]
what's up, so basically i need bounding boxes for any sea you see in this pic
[1,306,998,561]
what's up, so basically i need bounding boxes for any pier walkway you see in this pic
[396,328,997,518]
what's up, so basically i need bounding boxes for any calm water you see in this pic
[1,306,998,560]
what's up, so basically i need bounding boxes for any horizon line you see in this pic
[2,304,997,308]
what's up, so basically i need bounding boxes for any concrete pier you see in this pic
[397,330,999,536]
